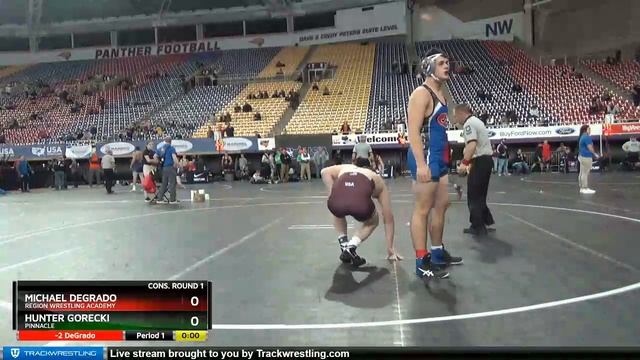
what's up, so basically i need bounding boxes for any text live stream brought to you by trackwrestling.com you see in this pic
[4,347,640,360]
[1,346,447,360]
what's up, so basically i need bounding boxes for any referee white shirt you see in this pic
[463,116,493,157]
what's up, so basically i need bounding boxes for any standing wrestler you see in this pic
[407,49,463,280]
[321,160,402,266]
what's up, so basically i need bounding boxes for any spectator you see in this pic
[130,147,144,192]
[542,140,552,172]
[16,156,32,192]
[578,125,599,194]
[254,112,262,121]
[280,148,291,182]
[152,137,179,204]
[312,83,319,91]
[99,97,105,110]
[322,86,331,96]
[142,141,158,202]
[225,124,235,138]
[214,124,223,142]
[297,148,311,181]
[529,105,540,122]
[340,121,351,134]
[221,152,234,174]
[313,147,329,179]
[496,139,509,176]
[531,144,544,172]
[622,137,640,170]
[101,149,116,194]
[88,147,101,187]
[207,126,214,138]
[234,103,242,113]
[512,149,529,175]
[352,135,373,167]
[238,153,249,179]
[260,152,271,180]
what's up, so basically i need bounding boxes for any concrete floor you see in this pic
[1,171,640,347]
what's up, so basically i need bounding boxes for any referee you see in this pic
[453,104,495,236]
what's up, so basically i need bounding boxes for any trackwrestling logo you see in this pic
[4,346,102,360]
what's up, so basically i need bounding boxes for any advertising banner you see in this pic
[257,137,276,151]
[0,143,66,161]
[332,133,407,149]
[65,145,93,159]
[604,123,640,136]
[275,134,333,150]
[96,137,258,157]
[331,125,604,149]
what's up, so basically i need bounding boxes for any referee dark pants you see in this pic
[467,155,494,233]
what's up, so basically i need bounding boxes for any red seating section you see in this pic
[484,41,640,124]
[584,60,640,92]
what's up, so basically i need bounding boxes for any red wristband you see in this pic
[462,159,471,166]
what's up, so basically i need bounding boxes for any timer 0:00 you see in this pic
[180,331,201,339]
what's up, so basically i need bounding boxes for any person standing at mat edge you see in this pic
[453,103,495,236]
[578,125,600,194]
[321,161,402,266]
[407,48,463,281]
[151,136,179,204]
[101,149,115,194]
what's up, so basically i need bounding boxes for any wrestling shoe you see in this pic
[441,246,463,265]
[340,245,366,267]
[338,235,349,262]
[416,254,449,279]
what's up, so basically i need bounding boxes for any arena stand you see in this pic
[258,47,310,78]
[285,43,375,134]
[153,84,245,140]
[485,41,640,124]
[583,59,640,93]
[193,81,302,138]
[365,42,417,133]
[3,40,640,146]
[0,65,29,79]
[0,47,282,144]
[4,54,193,144]
[417,39,549,128]
[207,48,281,79]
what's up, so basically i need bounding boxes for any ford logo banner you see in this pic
[555,127,576,135]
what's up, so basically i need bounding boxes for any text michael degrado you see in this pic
[108,348,350,359]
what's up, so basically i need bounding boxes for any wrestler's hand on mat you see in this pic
[416,165,431,183]
[387,248,404,261]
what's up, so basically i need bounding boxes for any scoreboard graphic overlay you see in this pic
[12,281,212,342]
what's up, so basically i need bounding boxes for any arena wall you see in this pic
[533,0,639,58]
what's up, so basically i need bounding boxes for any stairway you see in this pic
[269,46,320,136]
[270,81,310,136]
[295,45,318,75]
